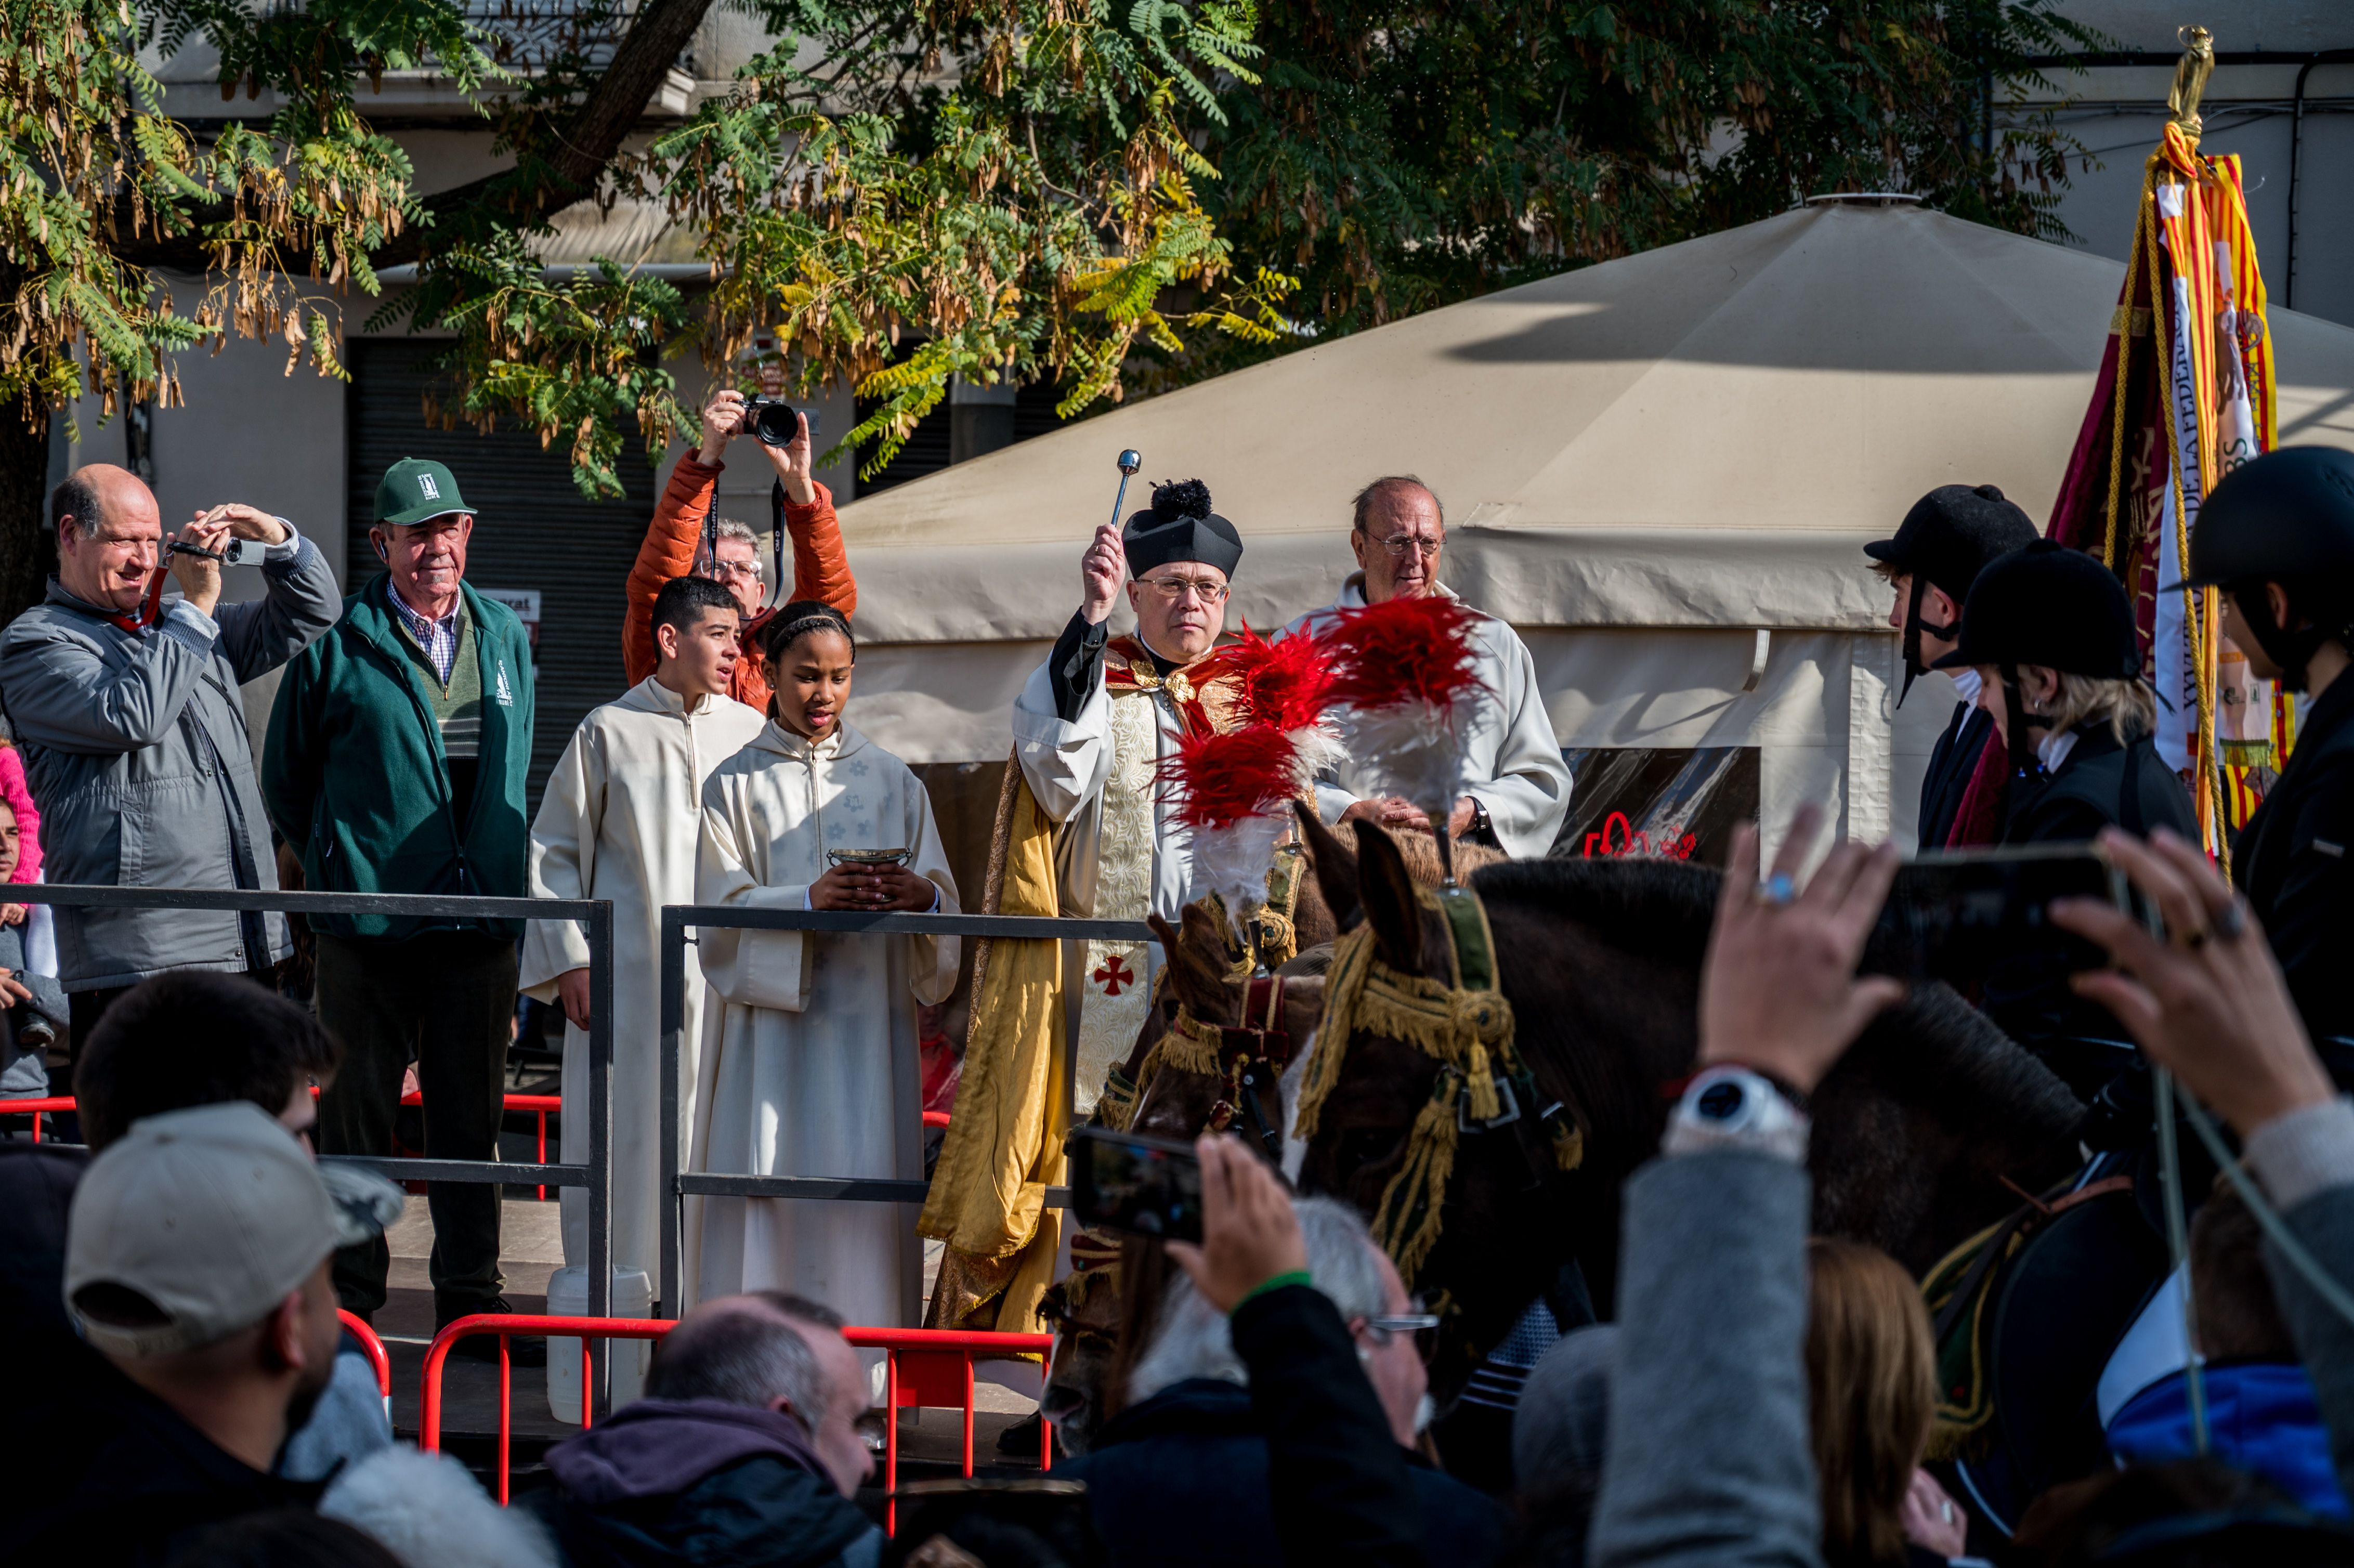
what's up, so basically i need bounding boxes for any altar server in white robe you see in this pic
[691,600,958,1374]
[521,574,767,1293]
[1284,475,1572,857]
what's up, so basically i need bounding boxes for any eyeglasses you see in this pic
[1360,1302,1442,1364]
[1137,575,1230,604]
[1371,533,1442,559]
[707,559,764,581]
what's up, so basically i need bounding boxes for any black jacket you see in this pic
[9,1379,327,1567]
[2234,676,2354,1048]
[1918,701,1994,851]
[1063,1286,1503,1568]
[1999,726,2199,848]
[1986,726,2199,1048]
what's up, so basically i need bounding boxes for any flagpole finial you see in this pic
[2168,27,2216,140]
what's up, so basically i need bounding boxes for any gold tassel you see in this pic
[1144,1009,1227,1079]
[1374,1074,1461,1287]
[1462,1043,1501,1124]
[1095,1064,1140,1133]
[1550,1119,1586,1172]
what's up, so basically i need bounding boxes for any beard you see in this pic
[282,1356,337,1438]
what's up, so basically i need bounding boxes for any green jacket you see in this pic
[263,577,535,942]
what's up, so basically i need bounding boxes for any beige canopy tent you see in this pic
[835,197,2354,855]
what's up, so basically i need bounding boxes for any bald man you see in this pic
[0,465,337,1042]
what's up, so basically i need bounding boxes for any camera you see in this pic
[168,537,247,566]
[743,396,810,448]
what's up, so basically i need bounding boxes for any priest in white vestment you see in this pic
[521,576,767,1300]
[1284,475,1572,858]
[1007,479,1250,1113]
[690,602,958,1377]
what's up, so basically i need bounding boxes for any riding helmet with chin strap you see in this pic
[2163,446,2354,692]
[1933,539,2143,783]
[1864,484,2041,705]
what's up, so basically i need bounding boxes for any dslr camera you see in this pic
[742,396,810,448]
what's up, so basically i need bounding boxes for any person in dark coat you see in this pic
[1933,540,2197,1063]
[2167,447,2354,1059]
[1064,1171,1502,1568]
[1864,484,2041,849]
[525,1290,880,1568]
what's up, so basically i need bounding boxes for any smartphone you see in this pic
[1874,844,2147,984]
[1070,1126,1204,1243]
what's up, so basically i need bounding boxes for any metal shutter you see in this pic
[348,338,659,806]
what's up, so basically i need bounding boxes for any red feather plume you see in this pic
[1317,594,1487,714]
[1194,624,1337,733]
[1159,725,1304,830]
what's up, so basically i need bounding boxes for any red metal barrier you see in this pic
[339,1309,393,1405]
[849,1325,1055,1533]
[418,1314,1054,1522]
[0,1096,75,1142]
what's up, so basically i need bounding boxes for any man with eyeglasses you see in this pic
[622,386,858,714]
[1284,475,1571,857]
[925,479,1257,1349]
[998,478,1257,1119]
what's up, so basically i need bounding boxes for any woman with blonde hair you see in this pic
[1933,540,2197,1064]
[1806,1238,1969,1567]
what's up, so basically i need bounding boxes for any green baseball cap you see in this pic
[375,457,472,527]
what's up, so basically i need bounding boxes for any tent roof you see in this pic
[836,200,2354,643]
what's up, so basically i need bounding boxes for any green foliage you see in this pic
[2,0,2102,500]
[0,0,471,429]
[1139,0,2107,388]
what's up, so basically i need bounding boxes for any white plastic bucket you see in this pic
[545,1264,653,1423]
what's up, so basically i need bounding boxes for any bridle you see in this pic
[1292,884,1585,1286]
[1155,974,1294,1162]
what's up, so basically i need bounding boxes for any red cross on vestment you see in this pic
[1093,953,1135,996]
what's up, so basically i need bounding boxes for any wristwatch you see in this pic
[1663,1065,1810,1164]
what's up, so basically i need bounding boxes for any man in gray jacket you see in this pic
[0,464,338,1043]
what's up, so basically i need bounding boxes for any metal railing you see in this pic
[656,906,1156,1316]
[420,1312,1056,1522]
[17,884,620,1412]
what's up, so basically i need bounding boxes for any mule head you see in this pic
[1294,825,1604,1404]
[1130,900,1322,1152]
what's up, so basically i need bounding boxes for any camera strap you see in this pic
[769,479,788,611]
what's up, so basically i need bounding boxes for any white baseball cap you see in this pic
[65,1101,401,1357]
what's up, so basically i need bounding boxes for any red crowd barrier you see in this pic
[0,1096,74,1142]
[339,1308,393,1408]
[418,1314,1054,1524]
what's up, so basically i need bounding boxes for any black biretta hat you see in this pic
[1932,539,2141,678]
[1865,484,2041,604]
[1124,479,1243,578]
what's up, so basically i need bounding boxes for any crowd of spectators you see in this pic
[10,446,2354,1568]
[2,806,2349,1567]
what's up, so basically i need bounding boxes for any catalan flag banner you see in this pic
[2046,35,2280,853]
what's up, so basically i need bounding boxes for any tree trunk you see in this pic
[0,403,52,624]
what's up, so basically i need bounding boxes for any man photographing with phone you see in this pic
[0,465,337,1042]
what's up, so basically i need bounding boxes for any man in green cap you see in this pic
[263,458,540,1354]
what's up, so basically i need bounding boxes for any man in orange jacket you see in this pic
[623,388,857,713]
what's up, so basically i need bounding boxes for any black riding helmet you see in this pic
[1935,540,2141,779]
[1865,484,2041,704]
[2165,446,2354,691]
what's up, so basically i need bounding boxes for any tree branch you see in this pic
[113,0,721,275]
